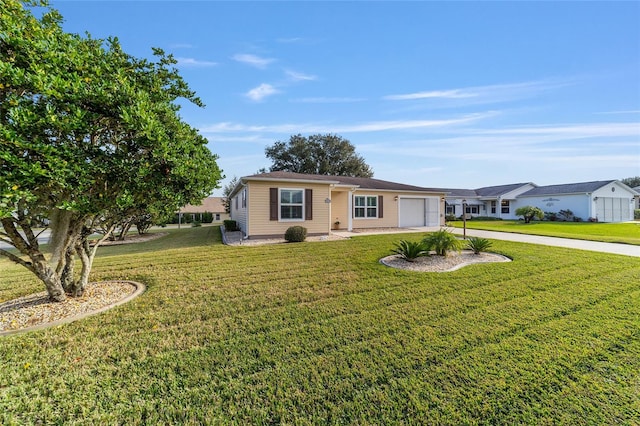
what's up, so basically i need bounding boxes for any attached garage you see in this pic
[399,197,440,227]
[596,197,631,222]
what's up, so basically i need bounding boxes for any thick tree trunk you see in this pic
[61,246,76,294]
[32,256,66,302]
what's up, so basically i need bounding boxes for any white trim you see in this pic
[278,188,305,222]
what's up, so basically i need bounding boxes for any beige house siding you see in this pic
[331,191,349,230]
[247,181,332,238]
[349,191,445,229]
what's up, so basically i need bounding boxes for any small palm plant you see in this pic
[422,229,463,257]
[392,240,429,262]
[466,237,492,255]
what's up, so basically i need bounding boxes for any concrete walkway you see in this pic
[334,227,640,258]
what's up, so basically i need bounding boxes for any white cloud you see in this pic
[176,57,218,67]
[285,69,317,82]
[384,79,575,105]
[385,89,477,101]
[201,112,495,134]
[245,83,280,102]
[169,43,194,49]
[290,97,367,104]
[232,53,275,69]
[594,110,640,115]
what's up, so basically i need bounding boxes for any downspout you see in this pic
[348,189,354,231]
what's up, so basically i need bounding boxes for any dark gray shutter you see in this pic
[305,189,313,220]
[378,195,384,218]
[269,188,278,221]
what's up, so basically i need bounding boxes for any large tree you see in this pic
[264,134,373,177]
[0,0,222,301]
[621,176,640,188]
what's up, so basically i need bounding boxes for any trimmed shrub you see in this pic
[191,220,202,227]
[466,237,492,254]
[285,226,307,243]
[223,220,239,232]
[635,209,640,220]
[392,240,429,262]
[422,229,464,257]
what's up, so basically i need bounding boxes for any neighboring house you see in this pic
[178,197,229,222]
[442,183,537,220]
[516,180,638,223]
[441,180,638,222]
[228,171,447,239]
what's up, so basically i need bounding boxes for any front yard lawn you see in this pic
[1,227,639,424]
[449,220,640,245]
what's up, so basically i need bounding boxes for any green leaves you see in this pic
[265,134,374,177]
[0,0,222,296]
[392,239,429,262]
[422,229,464,256]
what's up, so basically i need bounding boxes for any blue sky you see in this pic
[51,1,640,195]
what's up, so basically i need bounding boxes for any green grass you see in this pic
[449,220,640,245]
[1,227,639,424]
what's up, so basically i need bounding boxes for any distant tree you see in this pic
[515,206,544,223]
[621,176,640,188]
[265,134,373,177]
[222,176,239,213]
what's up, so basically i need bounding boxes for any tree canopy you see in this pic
[621,176,640,188]
[0,0,222,301]
[264,134,373,178]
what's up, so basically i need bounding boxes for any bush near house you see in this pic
[285,226,307,242]
[515,206,544,223]
[223,220,239,232]
[635,209,640,220]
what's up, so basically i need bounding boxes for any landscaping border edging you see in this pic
[0,280,146,337]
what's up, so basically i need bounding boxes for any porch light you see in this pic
[462,199,467,240]
[394,196,398,201]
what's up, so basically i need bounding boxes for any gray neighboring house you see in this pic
[442,180,638,223]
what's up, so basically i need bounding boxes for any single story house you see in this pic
[228,171,447,239]
[442,183,537,220]
[443,180,638,223]
[516,180,638,223]
[179,197,229,222]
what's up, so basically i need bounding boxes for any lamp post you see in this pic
[462,199,467,239]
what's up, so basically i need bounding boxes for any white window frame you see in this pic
[279,188,304,221]
[501,200,510,214]
[354,195,378,219]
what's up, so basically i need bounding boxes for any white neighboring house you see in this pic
[516,180,638,222]
[442,180,638,223]
[442,183,537,220]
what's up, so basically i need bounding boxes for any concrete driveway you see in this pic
[334,226,640,258]
[447,227,640,258]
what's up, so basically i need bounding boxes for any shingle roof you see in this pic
[438,183,533,198]
[244,171,445,193]
[179,197,225,213]
[519,180,615,197]
[475,183,533,197]
[437,188,479,197]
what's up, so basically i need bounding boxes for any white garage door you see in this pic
[595,197,630,222]
[399,198,440,227]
